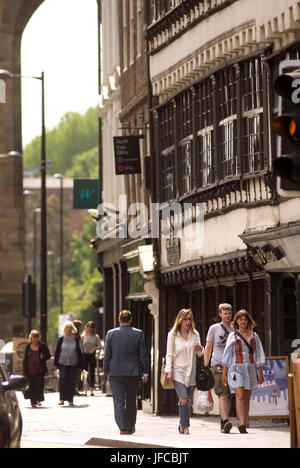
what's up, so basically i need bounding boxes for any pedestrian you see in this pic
[73,319,83,395]
[222,309,265,433]
[165,309,204,435]
[81,321,102,396]
[204,303,234,434]
[103,310,148,435]
[54,320,83,407]
[23,330,51,408]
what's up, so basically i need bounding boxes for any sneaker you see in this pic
[223,420,232,434]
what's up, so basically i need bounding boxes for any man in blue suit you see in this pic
[104,310,149,435]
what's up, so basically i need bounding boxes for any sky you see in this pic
[21,0,99,147]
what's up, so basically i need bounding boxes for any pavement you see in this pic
[17,390,290,449]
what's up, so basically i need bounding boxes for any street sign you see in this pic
[73,179,99,209]
[113,136,141,175]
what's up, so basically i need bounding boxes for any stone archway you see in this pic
[0,0,44,153]
[0,0,43,342]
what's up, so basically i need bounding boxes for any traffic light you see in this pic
[273,60,300,197]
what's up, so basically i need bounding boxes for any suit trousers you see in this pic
[109,376,140,432]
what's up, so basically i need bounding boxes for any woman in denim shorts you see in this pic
[165,309,204,434]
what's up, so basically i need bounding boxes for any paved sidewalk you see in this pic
[17,391,290,449]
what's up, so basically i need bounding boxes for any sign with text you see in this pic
[73,179,99,210]
[249,357,289,419]
[114,136,141,175]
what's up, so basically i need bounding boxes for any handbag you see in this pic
[23,386,31,400]
[160,358,174,390]
[196,355,215,391]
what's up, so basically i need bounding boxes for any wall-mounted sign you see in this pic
[73,179,99,210]
[114,136,141,175]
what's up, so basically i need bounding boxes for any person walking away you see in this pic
[222,309,265,433]
[165,309,204,435]
[54,320,83,406]
[103,310,148,435]
[82,321,102,396]
[204,303,234,433]
[23,330,51,408]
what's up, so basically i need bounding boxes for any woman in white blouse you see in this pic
[165,309,204,434]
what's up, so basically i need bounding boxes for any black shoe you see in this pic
[222,420,232,434]
[238,424,248,434]
[178,425,184,434]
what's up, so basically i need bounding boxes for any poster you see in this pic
[13,337,29,375]
[249,357,289,418]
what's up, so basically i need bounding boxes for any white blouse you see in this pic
[165,329,204,387]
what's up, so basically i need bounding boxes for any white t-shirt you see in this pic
[206,323,233,367]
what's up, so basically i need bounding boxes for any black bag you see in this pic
[196,356,215,391]
[23,387,31,400]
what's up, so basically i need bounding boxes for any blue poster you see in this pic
[249,358,289,417]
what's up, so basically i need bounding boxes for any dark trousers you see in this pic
[59,365,77,402]
[28,374,44,405]
[83,353,96,388]
[109,376,140,432]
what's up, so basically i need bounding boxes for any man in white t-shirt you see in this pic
[204,303,233,434]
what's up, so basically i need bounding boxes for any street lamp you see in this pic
[0,69,48,343]
[33,208,41,281]
[54,173,64,317]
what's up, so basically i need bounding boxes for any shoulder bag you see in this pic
[235,331,255,355]
[160,334,175,390]
[160,357,174,390]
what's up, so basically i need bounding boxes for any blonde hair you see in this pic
[29,330,40,342]
[171,309,196,336]
[62,320,78,335]
[232,309,257,332]
[218,303,232,312]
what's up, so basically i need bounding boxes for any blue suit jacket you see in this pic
[103,324,149,377]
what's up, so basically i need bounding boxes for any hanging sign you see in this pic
[114,136,141,175]
[73,179,99,209]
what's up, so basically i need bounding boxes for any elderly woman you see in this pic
[23,330,51,408]
[54,320,83,406]
[165,309,204,435]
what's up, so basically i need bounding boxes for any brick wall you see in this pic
[0,153,26,341]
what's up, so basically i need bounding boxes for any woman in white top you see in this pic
[165,309,204,434]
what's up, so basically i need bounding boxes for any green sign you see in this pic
[73,179,99,210]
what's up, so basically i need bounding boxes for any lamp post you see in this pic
[54,173,64,316]
[0,69,48,343]
[33,208,41,281]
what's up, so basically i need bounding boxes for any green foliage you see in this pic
[23,106,99,178]
[63,216,102,320]
[24,107,102,345]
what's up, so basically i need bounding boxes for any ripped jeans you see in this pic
[174,381,195,429]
